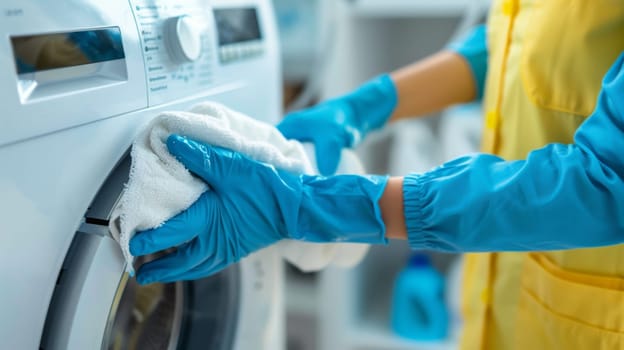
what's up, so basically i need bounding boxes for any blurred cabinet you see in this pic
[273,0,323,83]
[280,1,488,349]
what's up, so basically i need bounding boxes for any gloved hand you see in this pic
[129,134,389,284]
[277,74,398,176]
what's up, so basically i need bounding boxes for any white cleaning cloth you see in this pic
[109,102,369,274]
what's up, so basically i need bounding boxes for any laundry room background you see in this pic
[273,0,488,349]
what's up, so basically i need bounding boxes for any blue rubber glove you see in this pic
[277,74,398,176]
[447,24,488,100]
[129,134,389,284]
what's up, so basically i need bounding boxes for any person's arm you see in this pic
[278,25,488,175]
[390,25,488,122]
[381,53,624,251]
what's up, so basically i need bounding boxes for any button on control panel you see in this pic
[219,41,264,64]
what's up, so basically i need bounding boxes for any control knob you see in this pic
[164,15,202,63]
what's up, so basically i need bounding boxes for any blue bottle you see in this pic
[390,253,449,341]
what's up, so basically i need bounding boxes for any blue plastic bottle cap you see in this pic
[408,253,431,268]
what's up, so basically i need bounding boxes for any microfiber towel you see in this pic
[109,102,369,274]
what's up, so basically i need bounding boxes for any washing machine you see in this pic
[0,0,284,349]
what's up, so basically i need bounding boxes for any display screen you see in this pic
[214,8,262,46]
[11,27,125,74]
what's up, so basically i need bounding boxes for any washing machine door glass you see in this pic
[40,155,241,350]
[102,273,184,349]
[102,265,240,350]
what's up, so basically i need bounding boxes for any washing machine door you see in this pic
[39,156,241,350]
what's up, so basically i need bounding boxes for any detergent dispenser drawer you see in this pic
[0,0,148,147]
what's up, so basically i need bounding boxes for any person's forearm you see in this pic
[380,177,407,240]
[389,51,477,122]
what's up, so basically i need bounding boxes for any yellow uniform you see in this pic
[462,0,624,348]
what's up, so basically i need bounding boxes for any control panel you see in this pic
[0,0,275,146]
[130,0,215,106]
[129,0,266,106]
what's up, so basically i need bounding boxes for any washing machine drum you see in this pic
[40,157,240,350]
[106,264,240,350]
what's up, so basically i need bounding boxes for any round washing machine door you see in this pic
[39,156,241,350]
[101,262,240,350]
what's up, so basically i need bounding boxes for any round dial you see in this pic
[164,15,202,63]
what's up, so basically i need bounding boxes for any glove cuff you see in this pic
[344,74,398,145]
[447,25,488,100]
[292,174,389,245]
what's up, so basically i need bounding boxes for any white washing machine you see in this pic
[0,0,284,349]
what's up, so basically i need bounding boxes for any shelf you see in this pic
[348,0,489,18]
[318,244,463,350]
[347,286,459,350]
[347,322,457,350]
